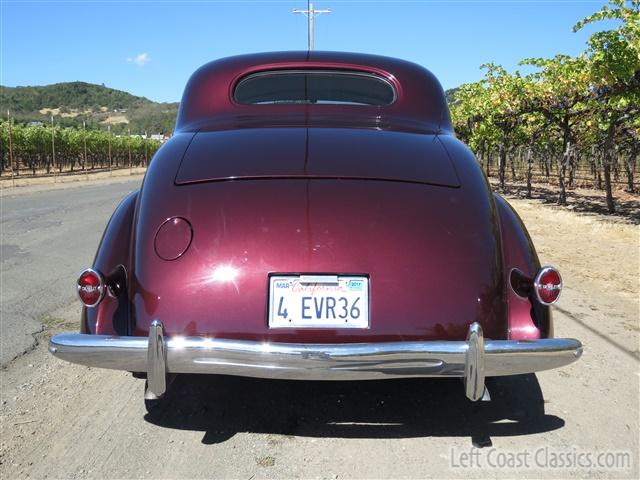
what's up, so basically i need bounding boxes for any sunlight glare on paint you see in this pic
[209,265,240,284]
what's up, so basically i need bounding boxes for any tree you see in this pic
[520,54,591,205]
[574,0,640,211]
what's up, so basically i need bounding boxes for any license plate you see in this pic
[268,275,369,328]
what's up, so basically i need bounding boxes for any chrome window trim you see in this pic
[233,69,398,106]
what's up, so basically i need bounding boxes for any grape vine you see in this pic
[449,0,639,213]
[0,121,162,177]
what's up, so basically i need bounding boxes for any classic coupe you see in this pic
[49,52,582,409]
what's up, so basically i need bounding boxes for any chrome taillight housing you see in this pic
[77,268,106,307]
[533,266,563,305]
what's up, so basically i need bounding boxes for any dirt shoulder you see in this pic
[505,195,639,326]
[491,178,640,224]
[0,168,146,197]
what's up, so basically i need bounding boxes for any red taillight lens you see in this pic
[534,266,562,305]
[77,268,105,307]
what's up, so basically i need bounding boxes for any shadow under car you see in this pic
[143,373,564,446]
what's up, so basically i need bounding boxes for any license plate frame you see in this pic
[268,274,370,329]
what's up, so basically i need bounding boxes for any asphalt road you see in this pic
[0,180,638,479]
[0,178,142,366]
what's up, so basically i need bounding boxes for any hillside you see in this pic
[0,82,178,134]
[1,81,461,135]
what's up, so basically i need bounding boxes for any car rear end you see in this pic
[49,52,581,403]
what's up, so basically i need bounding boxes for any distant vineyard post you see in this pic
[107,125,112,174]
[82,121,87,172]
[50,115,57,179]
[128,127,132,174]
[7,110,15,185]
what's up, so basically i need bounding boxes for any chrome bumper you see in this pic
[49,321,582,401]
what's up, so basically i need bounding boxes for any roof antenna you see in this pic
[293,1,331,50]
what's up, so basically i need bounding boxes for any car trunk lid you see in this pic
[132,178,505,343]
[174,128,460,188]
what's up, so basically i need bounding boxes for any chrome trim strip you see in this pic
[147,320,167,397]
[49,326,582,401]
[299,275,339,284]
[233,69,398,106]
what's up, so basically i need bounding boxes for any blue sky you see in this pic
[1,0,615,103]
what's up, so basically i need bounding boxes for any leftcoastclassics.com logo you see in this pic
[449,446,633,471]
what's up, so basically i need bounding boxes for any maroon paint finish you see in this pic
[131,178,504,342]
[154,217,193,261]
[176,129,460,187]
[85,190,138,335]
[175,52,452,135]
[85,52,551,343]
[494,195,552,340]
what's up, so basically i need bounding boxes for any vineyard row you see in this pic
[0,121,162,177]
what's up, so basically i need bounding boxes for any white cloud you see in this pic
[126,53,150,67]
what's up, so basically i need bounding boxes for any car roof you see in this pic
[175,51,452,134]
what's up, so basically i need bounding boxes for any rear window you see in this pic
[234,70,396,106]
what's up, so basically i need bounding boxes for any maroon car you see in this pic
[49,52,582,409]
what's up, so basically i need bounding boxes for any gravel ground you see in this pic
[0,181,638,479]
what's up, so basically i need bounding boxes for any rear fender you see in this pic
[494,194,552,340]
[82,190,139,335]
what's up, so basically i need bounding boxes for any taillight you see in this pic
[77,268,105,307]
[533,266,562,305]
